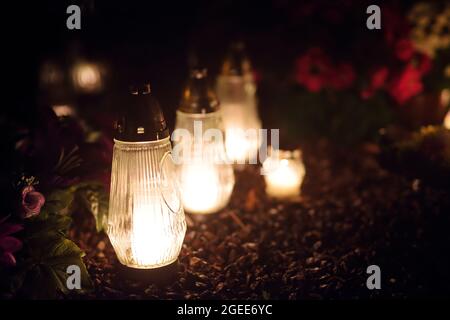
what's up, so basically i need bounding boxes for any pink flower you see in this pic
[395,39,415,61]
[20,186,45,219]
[295,48,332,92]
[0,216,23,267]
[389,64,423,105]
[328,63,356,90]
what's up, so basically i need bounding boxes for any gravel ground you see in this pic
[69,142,450,299]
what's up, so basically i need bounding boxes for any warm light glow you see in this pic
[52,105,75,117]
[107,138,186,269]
[73,63,102,92]
[217,43,261,164]
[263,151,305,199]
[442,89,450,107]
[225,128,254,163]
[444,110,450,130]
[217,70,262,164]
[179,163,222,214]
[131,201,176,267]
[221,104,262,163]
[174,111,235,215]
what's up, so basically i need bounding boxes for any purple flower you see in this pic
[20,186,45,219]
[0,216,23,267]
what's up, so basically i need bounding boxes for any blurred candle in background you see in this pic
[263,149,305,199]
[216,42,262,164]
[72,62,102,92]
[444,110,450,129]
[174,69,235,214]
[52,105,76,118]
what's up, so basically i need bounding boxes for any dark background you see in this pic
[4,0,392,133]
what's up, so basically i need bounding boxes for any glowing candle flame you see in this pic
[179,163,222,214]
[73,63,102,92]
[263,151,305,199]
[131,201,176,267]
[225,128,253,163]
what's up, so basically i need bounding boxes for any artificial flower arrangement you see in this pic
[266,1,449,146]
[0,106,110,299]
[373,2,450,187]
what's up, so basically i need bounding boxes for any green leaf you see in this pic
[74,183,109,232]
[44,238,92,293]
[24,213,72,241]
[54,146,83,176]
[44,188,74,214]
[19,236,92,299]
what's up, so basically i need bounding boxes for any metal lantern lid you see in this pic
[221,41,252,77]
[114,83,170,142]
[179,68,220,114]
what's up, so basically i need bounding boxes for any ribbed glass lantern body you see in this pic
[107,137,186,269]
[174,111,235,214]
[216,74,262,163]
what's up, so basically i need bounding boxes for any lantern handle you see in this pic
[158,150,183,215]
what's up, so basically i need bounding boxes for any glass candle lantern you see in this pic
[107,84,186,269]
[262,149,305,199]
[216,42,262,163]
[173,69,235,214]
